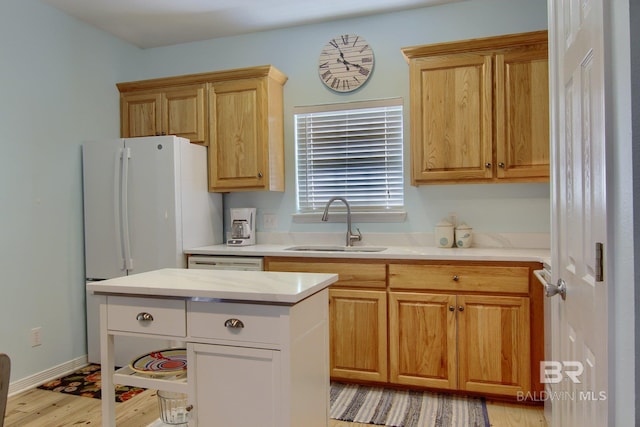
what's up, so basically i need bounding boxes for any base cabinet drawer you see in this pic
[389,263,529,294]
[106,296,186,337]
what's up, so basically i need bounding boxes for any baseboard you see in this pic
[9,355,88,397]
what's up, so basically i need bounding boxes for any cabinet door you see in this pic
[457,295,531,396]
[209,78,266,191]
[410,53,493,183]
[162,85,206,145]
[495,43,550,180]
[189,343,281,427]
[120,92,162,138]
[329,288,387,382]
[389,292,457,389]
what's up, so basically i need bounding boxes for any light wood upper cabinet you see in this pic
[120,92,162,138]
[495,44,549,179]
[408,53,494,182]
[208,71,286,192]
[117,65,287,192]
[402,30,549,184]
[119,84,206,145]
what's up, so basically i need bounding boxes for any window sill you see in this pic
[292,211,407,223]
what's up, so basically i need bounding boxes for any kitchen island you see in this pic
[87,268,338,427]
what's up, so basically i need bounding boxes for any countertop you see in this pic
[185,244,551,264]
[86,268,338,304]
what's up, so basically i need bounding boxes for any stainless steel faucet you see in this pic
[321,196,362,247]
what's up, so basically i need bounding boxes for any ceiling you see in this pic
[39,0,460,49]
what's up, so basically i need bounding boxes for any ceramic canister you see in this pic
[435,220,455,248]
[455,223,473,248]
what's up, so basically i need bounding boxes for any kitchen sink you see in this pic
[285,245,387,252]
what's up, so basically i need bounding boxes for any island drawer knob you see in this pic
[453,275,460,281]
[225,318,245,329]
[136,312,154,322]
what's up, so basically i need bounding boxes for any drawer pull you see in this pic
[224,318,245,329]
[136,312,154,322]
[452,275,460,281]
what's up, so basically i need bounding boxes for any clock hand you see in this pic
[337,57,351,71]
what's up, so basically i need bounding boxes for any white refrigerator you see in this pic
[82,136,222,365]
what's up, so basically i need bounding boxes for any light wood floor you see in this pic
[5,388,547,427]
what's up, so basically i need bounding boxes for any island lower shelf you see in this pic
[113,365,188,394]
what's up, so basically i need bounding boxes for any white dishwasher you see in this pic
[188,255,264,271]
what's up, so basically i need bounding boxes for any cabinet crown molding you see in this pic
[117,64,288,92]
[401,30,548,62]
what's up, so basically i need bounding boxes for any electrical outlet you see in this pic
[263,214,277,230]
[31,327,42,347]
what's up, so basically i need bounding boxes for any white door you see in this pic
[549,0,608,425]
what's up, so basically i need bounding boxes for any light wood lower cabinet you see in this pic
[265,256,542,398]
[389,262,533,397]
[265,258,387,382]
[389,292,530,397]
[330,288,387,382]
[389,292,457,390]
[457,294,530,396]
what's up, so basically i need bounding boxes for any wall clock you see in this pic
[318,34,374,93]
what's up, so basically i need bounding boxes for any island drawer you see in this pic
[106,296,186,337]
[188,301,285,345]
[388,264,529,294]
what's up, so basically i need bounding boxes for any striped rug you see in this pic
[330,382,489,427]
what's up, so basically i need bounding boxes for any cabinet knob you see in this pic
[458,306,465,312]
[186,405,194,412]
[498,162,505,168]
[452,275,459,282]
[485,163,492,168]
[257,171,263,178]
[136,312,154,322]
[224,318,245,329]
[449,306,455,312]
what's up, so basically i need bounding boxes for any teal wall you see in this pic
[126,0,551,236]
[1,0,550,389]
[0,0,136,381]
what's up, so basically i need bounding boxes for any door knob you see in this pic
[545,278,567,300]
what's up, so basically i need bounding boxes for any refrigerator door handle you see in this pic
[114,148,125,270]
[121,147,134,271]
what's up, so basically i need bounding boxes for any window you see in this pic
[294,98,404,214]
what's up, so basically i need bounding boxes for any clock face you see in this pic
[318,34,374,93]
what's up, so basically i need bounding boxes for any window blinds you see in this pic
[294,98,404,212]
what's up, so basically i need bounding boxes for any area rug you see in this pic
[330,382,490,427]
[38,364,146,403]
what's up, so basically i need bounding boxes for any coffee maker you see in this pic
[227,208,256,246]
